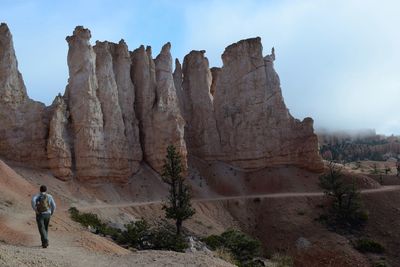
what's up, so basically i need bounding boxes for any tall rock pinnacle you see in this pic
[132,43,187,173]
[0,23,49,167]
[182,50,221,159]
[0,23,27,105]
[65,26,141,182]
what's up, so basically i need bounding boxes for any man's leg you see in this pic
[43,213,51,246]
[36,214,47,247]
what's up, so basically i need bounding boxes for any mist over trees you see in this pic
[317,130,400,162]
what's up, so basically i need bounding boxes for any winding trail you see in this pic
[77,185,400,211]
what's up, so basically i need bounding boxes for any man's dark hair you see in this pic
[40,185,47,192]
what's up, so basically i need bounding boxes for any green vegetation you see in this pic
[68,208,188,252]
[68,207,120,238]
[68,146,198,253]
[319,135,392,162]
[151,226,188,252]
[318,163,368,230]
[162,145,195,236]
[354,238,385,254]
[202,229,262,267]
[116,219,153,250]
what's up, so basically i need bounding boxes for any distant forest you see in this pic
[317,130,400,162]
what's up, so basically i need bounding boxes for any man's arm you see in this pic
[49,195,56,215]
[31,194,38,212]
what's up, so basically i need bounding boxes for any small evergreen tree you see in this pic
[161,145,195,236]
[319,163,368,230]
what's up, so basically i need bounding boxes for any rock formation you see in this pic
[210,67,220,97]
[173,59,184,115]
[93,40,141,178]
[212,38,323,171]
[181,51,221,159]
[0,24,323,182]
[111,40,142,166]
[47,95,72,180]
[65,27,107,181]
[64,27,142,182]
[0,23,49,167]
[131,43,187,173]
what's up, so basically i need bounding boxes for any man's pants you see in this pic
[36,213,51,246]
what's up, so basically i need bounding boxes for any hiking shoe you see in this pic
[42,243,48,248]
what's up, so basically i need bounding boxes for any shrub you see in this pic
[68,207,121,238]
[151,226,188,252]
[202,234,224,250]
[203,229,262,266]
[117,219,152,249]
[318,163,368,230]
[68,208,189,252]
[354,238,384,253]
[68,207,103,229]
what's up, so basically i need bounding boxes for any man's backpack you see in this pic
[36,194,50,213]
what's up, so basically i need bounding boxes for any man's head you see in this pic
[40,185,47,193]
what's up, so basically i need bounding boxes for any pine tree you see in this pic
[319,162,367,229]
[161,145,195,236]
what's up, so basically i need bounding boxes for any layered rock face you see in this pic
[212,38,323,171]
[0,23,49,167]
[131,43,186,172]
[0,24,322,181]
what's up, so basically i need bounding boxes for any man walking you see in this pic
[31,185,56,248]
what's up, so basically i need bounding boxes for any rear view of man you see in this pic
[31,185,56,248]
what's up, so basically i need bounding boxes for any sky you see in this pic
[1,0,399,135]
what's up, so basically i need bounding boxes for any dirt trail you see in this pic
[77,185,400,211]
